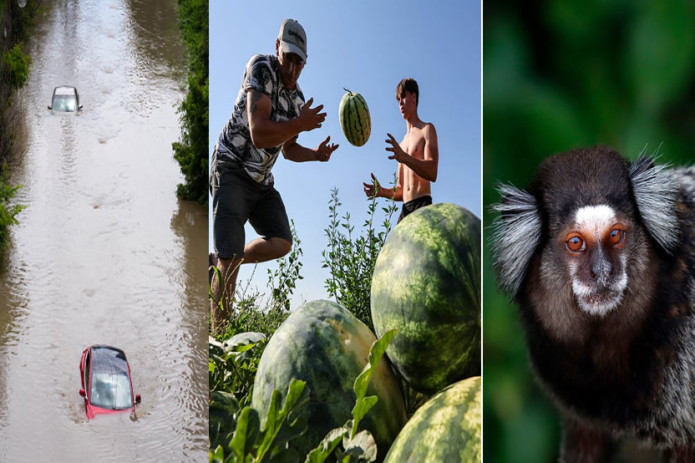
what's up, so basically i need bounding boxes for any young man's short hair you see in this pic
[396,78,419,107]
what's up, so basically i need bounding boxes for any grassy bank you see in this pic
[0,0,36,255]
[172,0,208,206]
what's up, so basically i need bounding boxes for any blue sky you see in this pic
[209,0,481,306]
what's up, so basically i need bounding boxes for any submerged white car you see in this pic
[48,86,82,113]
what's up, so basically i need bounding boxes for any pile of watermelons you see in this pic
[252,203,481,462]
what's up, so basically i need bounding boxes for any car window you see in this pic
[90,372,133,409]
[52,95,77,112]
[89,346,133,410]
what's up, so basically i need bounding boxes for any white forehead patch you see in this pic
[574,205,616,235]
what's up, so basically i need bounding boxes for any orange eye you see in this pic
[608,227,626,246]
[566,235,585,253]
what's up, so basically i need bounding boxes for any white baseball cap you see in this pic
[278,19,307,63]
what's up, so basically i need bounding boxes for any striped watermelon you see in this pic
[371,203,481,394]
[384,376,481,463]
[339,88,371,147]
[251,300,406,459]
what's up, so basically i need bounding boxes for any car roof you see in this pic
[54,86,77,96]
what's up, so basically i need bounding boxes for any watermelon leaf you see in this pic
[340,429,377,462]
[304,427,349,463]
[209,391,241,449]
[230,406,261,460]
[209,445,225,463]
[256,379,309,460]
[350,329,396,437]
[349,396,378,442]
[212,380,309,462]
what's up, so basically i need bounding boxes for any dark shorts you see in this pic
[210,159,292,260]
[398,195,433,223]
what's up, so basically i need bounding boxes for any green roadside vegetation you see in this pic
[172,0,208,206]
[0,0,36,255]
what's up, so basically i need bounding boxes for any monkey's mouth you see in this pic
[573,285,625,316]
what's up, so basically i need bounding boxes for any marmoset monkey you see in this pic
[492,145,695,462]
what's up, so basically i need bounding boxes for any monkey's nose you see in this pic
[590,263,612,284]
[589,248,612,282]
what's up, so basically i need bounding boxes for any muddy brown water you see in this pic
[0,0,208,460]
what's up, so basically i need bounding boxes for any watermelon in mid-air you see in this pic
[339,88,371,147]
[384,376,481,463]
[251,300,406,458]
[371,203,481,394]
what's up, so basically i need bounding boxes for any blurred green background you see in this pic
[483,0,695,461]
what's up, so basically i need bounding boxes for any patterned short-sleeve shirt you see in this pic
[215,54,305,185]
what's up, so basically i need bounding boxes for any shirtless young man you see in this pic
[363,78,439,222]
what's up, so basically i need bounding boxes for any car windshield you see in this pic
[89,347,133,410]
[52,94,77,112]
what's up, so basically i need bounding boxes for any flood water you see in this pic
[0,0,208,461]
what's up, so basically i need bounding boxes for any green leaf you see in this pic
[305,426,349,463]
[350,329,396,437]
[209,337,225,352]
[209,391,242,449]
[210,445,225,463]
[270,446,302,463]
[350,396,379,437]
[255,379,309,461]
[341,430,377,463]
[230,406,261,460]
[271,416,308,459]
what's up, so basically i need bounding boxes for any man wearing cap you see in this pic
[209,19,338,331]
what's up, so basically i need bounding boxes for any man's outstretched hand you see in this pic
[363,173,382,198]
[385,133,407,162]
[315,136,339,162]
[299,97,327,132]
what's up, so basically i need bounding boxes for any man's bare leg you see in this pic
[210,256,242,333]
[243,236,292,263]
[210,237,292,332]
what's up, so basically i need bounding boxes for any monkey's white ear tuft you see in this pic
[491,184,542,297]
[630,156,679,253]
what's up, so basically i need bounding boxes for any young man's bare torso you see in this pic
[363,78,438,222]
[397,120,437,203]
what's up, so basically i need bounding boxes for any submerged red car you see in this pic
[79,345,141,420]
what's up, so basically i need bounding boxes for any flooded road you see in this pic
[0,0,208,461]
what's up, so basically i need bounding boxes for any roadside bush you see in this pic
[0,163,24,255]
[173,0,208,205]
[1,43,31,89]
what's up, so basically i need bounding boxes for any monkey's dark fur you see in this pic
[492,145,695,462]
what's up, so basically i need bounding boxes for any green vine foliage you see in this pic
[209,332,398,463]
[210,378,310,463]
